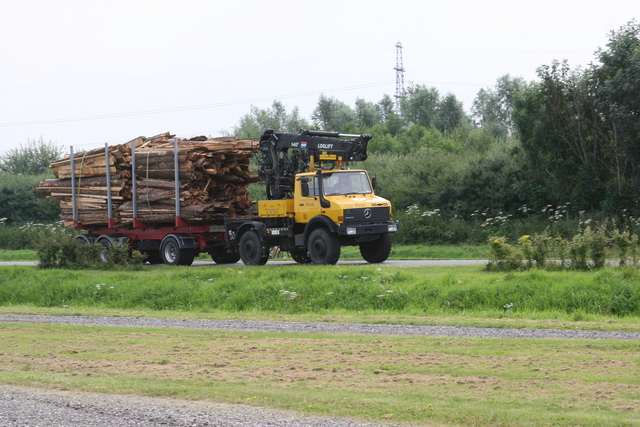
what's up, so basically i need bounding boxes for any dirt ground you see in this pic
[1,324,639,424]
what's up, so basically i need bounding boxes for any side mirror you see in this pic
[298,177,310,197]
[370,174,377,191]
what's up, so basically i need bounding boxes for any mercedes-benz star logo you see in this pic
[364,208,372,219]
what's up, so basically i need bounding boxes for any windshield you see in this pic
[322,171,372,196]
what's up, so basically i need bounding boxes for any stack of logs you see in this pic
[34,133,261,227]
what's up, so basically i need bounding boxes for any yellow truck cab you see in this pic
[236,130,398,265]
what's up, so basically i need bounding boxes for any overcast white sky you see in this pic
[0,0,636,155]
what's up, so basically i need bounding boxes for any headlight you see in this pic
[388,224,398,232]
[346,227,357,235]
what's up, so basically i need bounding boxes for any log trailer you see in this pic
[70,130,398,266]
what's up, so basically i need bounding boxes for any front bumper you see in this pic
[336,221,398,237]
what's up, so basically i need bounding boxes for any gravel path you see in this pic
[2,314,640,340]
[0,385,411,427]
[2,314,639,426]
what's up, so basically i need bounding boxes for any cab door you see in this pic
[294,175,321,224]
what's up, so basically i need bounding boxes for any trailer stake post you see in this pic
[70,146,78,228]
[105,143,116,228]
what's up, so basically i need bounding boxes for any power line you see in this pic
[0,81,394,128]
[405,46,592,56]
[413,79,493,87]
[0,49,392,92]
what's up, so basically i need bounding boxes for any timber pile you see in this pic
[35,133,261,226]
[49,144,131,179]
[33,172,132,225]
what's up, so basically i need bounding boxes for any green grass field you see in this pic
[0,249,39,261]
[1,321,639,426]
[2,261,640,426]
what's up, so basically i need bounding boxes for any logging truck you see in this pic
[54,130,398,266]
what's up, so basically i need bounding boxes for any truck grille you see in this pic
[343,207,390,223]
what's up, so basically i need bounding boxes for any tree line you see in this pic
[3,21,639,244]
[234,20,640,223]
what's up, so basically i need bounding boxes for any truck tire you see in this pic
[96,235,112,263]
[359,233,392,263]
[239,230,268,265]
[160,236,195,266]
[74,234,99,244]
[308,228,340,265]
[211,246,241,265]
[289,249,312,264]
[144,251,164,265]
[96,234,127,263]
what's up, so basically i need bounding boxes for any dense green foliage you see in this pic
[0,138,62,225]
[0,173,60,226]
[514,21,640,212]
[0,138,62,175]
[0,220,71,250]
[233,100,310,138]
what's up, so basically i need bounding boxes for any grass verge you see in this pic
[2,264,640,327]
[1,322,639,426]
[0,249,39,262]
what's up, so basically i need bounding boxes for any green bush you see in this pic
[487,222,640,271]
[0,173,60,225]
[0,220,72,250]
[36,233,145,270]
[486,236,522,271]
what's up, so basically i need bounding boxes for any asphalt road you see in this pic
[0,260,487,267]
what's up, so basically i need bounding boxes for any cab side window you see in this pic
[307,177,319,197]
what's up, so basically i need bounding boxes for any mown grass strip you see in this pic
[0,249,39,262]
[2,265,640,323]
[1,322,639,426]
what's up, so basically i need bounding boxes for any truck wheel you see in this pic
[359,233,392,263]
[289,249,312,264]
[161,236,195,266]
[144,251,164,265]
[211,246,241,264]
[308,228,340,265]
[239,230,268,265]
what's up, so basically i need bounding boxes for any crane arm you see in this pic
[257,129,372,200]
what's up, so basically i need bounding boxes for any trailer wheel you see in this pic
[160,236,195,266]
[96,234,128,263]
[239,230,268,265]
[74,234,99,244]
[359,233,392,263]
[289,249,312,264]
[211,246,240,265]
[308,228,341,265]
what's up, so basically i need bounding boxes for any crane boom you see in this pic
[258,129,372,200]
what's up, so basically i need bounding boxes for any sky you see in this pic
[0,0,637,156]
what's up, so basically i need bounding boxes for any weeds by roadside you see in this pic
[36,233,145,270]
[0,220,73,250]
[487,220,639,271]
